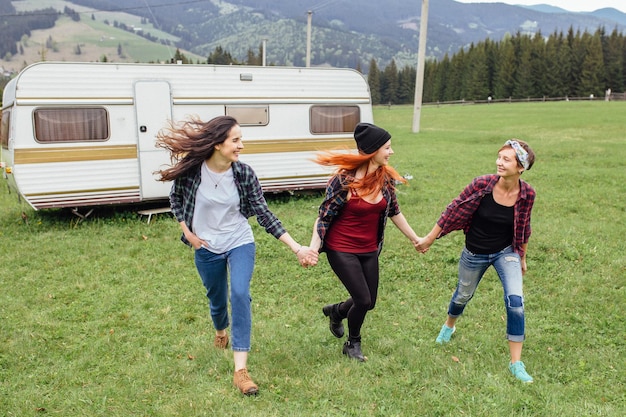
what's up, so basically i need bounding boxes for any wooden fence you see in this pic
[424,92,626,106]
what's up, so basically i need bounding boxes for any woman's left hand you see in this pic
[414,236,432,253]
[297,246,318,267]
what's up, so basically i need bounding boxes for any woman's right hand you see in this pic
[187,233,208,250]
[297,246,319,267]
[415,236,433,253]
[180,221,207,250]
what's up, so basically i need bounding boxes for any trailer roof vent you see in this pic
[240,73,253,81]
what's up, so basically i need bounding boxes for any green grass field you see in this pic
[1,102,625,416]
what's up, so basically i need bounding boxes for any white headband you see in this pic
[505,140,529,170]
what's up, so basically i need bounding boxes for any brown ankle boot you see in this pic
[214,334,229,349]
[233,368,258,396]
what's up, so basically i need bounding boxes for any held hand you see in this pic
[414,236,433,254]
[302,247,319,267]
[296,246,318,268]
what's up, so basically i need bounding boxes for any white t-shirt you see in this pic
[192,163,254,253]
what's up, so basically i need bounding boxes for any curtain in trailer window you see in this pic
[310,106,360,134]
[225,106,269,126]
[34,108,109,143]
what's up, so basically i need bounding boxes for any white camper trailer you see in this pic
[1,62,372,211]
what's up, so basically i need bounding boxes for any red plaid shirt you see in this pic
[436,174,535,257]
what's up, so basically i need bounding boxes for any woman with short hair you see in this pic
[417,139,537,383]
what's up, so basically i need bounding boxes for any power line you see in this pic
[140,0,173,60]
[0,0,212,18]
[310,0,342,13]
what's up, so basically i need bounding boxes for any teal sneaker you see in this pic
[509,361,534,383]
[435,324,455,344]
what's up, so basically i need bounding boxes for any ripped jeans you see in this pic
[447,246,525,342]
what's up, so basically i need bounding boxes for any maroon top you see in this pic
[324,189,387,253]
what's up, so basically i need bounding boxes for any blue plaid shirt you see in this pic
[170,161,286,246]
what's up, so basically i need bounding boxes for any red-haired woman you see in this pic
[309,123,422,361]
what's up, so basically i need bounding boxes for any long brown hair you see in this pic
[315,150,407,197]
[156,115,239,182]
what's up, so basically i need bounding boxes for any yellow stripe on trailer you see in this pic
[14,145,137,164]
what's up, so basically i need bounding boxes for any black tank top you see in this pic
[466,193,514,254]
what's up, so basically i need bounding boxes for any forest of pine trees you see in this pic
[0,6,58,60]
[179,26,626,105]
[368,27,626,105]
[3,13,625,106]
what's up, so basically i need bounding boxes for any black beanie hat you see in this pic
[354,123,391,154]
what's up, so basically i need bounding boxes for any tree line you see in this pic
[4,15,625,106]
[170,44,269,67]
[0,5,58,60]
[196,25,626,105]
[368,26,626,105]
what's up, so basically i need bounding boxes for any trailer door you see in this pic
[134,80,173,200]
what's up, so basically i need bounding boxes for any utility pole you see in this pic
[262,38,267,66]
[412,0,429,133]
[306,10,313,67]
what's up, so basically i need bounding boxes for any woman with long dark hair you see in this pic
[157,115,317,395]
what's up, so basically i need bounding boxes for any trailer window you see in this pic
[310,106,360,134]
[1,110,9,148]
[225,106,269,126]
[34,108,109,143]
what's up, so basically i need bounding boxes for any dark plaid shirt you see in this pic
[170,161,286,246]
[316,172,401,252]
[436,174,535,257]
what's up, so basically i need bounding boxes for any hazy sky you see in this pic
[454,1,626,14]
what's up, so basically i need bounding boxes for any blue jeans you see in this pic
[194,243,256,352]
[448,246,525,342]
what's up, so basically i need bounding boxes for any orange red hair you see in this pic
[315,149,407,197]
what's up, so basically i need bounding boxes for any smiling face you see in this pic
[370,139,393,168]
[496,146,522,177]
[214,124,243,163]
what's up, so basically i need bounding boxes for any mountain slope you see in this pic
[589,8,626,26]
[2,0,625,75]
[0,1,204,74]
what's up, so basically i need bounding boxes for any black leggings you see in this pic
[326,249,379,340]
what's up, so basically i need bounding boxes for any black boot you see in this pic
[342,339,366,362]
[322,303,344,338]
